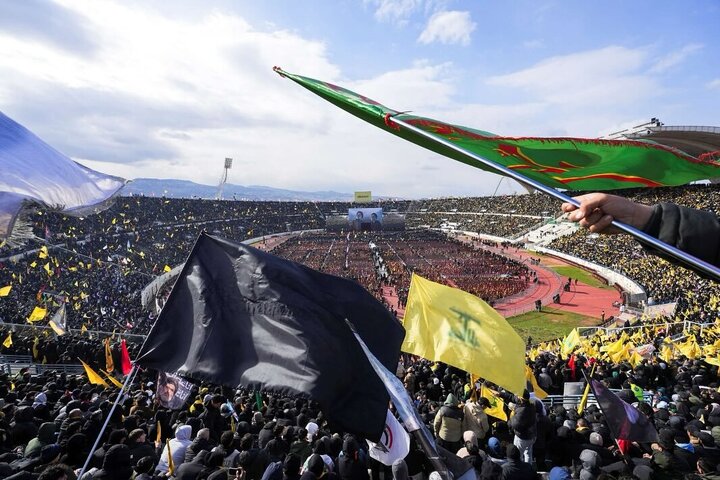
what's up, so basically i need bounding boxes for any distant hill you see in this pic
[122,178,355,201]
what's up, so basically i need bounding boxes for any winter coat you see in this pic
[157,425,193,474]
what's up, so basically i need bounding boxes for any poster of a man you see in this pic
[157,372,192,409]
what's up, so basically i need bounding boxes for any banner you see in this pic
[354,191,372,203]
[157,372,193,410]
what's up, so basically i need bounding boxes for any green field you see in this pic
[508,308,598,343]
[548,265,612,289]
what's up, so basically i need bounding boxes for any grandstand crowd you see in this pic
[0,184,720,479]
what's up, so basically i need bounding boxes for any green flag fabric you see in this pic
[274,67,720,191]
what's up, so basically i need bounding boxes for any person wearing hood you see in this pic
[59,432,88,469]
[157,424,193,474]
[88,444,134,480]
[456,431,478,459]
[500,444,535,480]
[300,454,333,480]
[91,429,128,469]
[25,422,57,458]
[434,394,464,452]
[578,449,601,480]
[10,406,38,447]
[462,397,490,442]
[337,436,368,480]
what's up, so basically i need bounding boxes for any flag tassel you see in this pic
[388,115,720,281]
[78,365,137,479]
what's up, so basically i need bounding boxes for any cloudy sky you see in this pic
[1,0,718,198]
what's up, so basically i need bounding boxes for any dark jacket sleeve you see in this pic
[641,202,720,268]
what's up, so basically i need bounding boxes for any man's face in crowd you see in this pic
[158,381,176,402]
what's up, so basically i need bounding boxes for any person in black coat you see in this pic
[127,429,156,465]
[337,437,368,480]
[500,445,536,480]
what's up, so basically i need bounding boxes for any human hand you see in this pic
[561,193,654,234]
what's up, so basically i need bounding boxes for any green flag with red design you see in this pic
[274,67,720,191]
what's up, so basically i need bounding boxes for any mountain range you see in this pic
[122,178,356,201]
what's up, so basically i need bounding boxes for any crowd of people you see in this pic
[1,184,720,479]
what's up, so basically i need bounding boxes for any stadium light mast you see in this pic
[216,157,233,200]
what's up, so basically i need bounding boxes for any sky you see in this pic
[0,0,718,198]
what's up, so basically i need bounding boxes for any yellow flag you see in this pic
[80,360,109,387]
[100,369,124,388]
[705,357,720,367]
[27,306,47,323]
[163,265,172,273]
[104,338,115,372]
[480,384,507,421]
[525,366,548,399]
[167,435,175,475]
[2,333,12,348]
[38,246,48,259]
[30,261,37,268]
[32,337,39,360]
[561,328,581,357]
[578,364,597,415]
[402,273,526,394]
[0,285,11,297]
[156,421,162,448]
[81,324,88,335]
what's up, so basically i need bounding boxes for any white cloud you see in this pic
[649,43,703,73]
[486,46,658,107]
[418,10,475,46]
[365,0,424,25]
[706,78,720,90]
[0,0,520,198]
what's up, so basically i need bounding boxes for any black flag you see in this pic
[136,233,404,441]
[590,379,658,443]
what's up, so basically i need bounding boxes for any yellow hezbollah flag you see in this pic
[27,306,47,323]
[2,333,12,348]
[561,328,581,357]
[480,384,507,421]
[101,369,124,388]
[0,285,11,297]
[38,246,48,259]
[402,273,525,394]
[163,265,172,273]
[167,436,175,475]
[525,366,548,399]
[80,360,109,387]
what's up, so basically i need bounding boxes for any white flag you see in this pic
[366,410,410,466]
[0,111,126,240]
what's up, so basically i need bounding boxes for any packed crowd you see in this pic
[3,305,720,479]
[548,184,720,324]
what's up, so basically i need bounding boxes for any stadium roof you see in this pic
[625,125,720,158]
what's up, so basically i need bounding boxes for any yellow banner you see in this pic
[354,191,372,203]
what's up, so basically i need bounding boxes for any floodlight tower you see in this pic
[216,157,233,200]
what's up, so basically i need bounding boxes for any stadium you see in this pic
[2,118,720,478]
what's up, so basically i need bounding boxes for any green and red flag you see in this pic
[274,67,720,191]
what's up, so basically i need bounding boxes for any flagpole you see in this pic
[581,370,629,460]
[388,116,720,282]
[78,364,137,479]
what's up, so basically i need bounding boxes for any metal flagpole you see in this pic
[389,115,720,282]
[78,364,138,479]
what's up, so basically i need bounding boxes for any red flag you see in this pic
[120,339,132,375]
[568,354,577,381]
